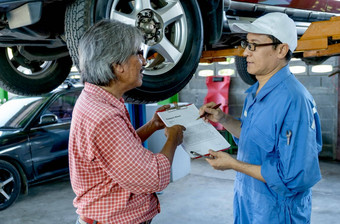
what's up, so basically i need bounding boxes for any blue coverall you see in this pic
[233,65,322,223]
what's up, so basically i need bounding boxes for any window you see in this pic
[44,91,80,122]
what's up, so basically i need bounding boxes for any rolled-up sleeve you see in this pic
[262,112,322,197]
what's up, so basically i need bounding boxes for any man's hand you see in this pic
[206,150,266,183]
[161,124,186,164]
[165,125,186,146]
[199,102,225,123]
[199,102,241,138]
[136,105,170,142]
[206,149,237,171]
[151,105,171,130]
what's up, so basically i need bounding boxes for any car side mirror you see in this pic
[39,114,58,125]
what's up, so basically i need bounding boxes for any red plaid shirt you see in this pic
[69,83,171,224]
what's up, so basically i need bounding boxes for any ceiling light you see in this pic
[218,69,235,76]
[290,58,302,62]
[198,69,214,77]
[218,58,235,65]
[290,66,306,74]
[311,65,333,73]
[199,62,212,66]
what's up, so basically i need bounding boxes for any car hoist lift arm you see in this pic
[296,16,340,58]
[200,16,340,64]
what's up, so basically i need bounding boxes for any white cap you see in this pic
[230,12,297,52]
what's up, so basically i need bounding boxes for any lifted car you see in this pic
[0,0,339,103]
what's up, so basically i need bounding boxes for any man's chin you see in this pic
[247,69,254,75]
[137,80,143,87]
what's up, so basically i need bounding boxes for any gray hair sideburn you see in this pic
[78,19,144,86]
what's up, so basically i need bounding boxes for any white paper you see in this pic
[157,104,230,158]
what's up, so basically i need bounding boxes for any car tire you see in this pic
[235,56,257,85]
[0,160,21,211]
[0,47,73,96]
[301,56,329,65]
[65,0,203,104]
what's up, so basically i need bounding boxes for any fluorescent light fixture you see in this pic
[290,58,302,62]
[218,69,235,76]
[199,62,212,66]
[290,66,306,74]
[218,58,235,65]
[198,69,214,77]
[311,65,333,73]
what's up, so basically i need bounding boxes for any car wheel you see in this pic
[0,160,21,211]
[0,47,73,96]
[235,56,257,85]
[65,0,203,103]
[301,56,329,65]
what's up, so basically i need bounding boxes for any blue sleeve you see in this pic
[233,135,239,145]
[232,117,242,145]
[261,104,322,197]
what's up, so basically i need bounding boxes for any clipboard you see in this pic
[157,104,230,158]
[157,102,192,112]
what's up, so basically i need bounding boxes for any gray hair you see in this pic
[78,19,144,86]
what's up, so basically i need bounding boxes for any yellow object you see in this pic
[199,16,340,61]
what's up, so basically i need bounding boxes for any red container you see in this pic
[204,76,231,130]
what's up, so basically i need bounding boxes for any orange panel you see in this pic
[299,16,340,40]
[332,35,340,40]
[296,39,328,51]
[199,17,340,60]
[201,47,244,58]
[303,43,340,57]
[200,47,244,62]
[200,58,229,63]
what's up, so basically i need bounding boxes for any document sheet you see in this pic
[157,104,230,158]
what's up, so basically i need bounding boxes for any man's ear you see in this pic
[113,63,124,73]
[277,43,289,59]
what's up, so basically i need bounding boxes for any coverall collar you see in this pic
[245,65,292,101]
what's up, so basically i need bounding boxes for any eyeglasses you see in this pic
[136,49,144,56]
[240,40,279,51]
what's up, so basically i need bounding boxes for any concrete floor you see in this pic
[1,158,340,224]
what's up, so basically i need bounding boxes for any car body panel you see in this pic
[0,86,82,185]
[29,122,70,180]
[232,0,336,12]
[0,130,34,179]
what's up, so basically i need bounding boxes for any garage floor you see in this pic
[1,158,340,224]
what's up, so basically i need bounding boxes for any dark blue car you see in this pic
[0,85,82,210]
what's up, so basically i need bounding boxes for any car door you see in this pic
[28,89,81,180]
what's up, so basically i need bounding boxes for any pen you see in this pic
[190,151,212,159]
[196,103,222,120]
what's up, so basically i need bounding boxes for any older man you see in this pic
[69,20,185,224]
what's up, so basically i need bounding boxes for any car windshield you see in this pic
[0,97,46,129]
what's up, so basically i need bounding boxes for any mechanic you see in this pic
[69,20,185,224]
[199,12,322,223]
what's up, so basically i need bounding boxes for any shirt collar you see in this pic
[84,82,126,112]
[245,65,291,101]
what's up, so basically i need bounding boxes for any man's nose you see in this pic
[243,48,250,57]
[141,56,147,66]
